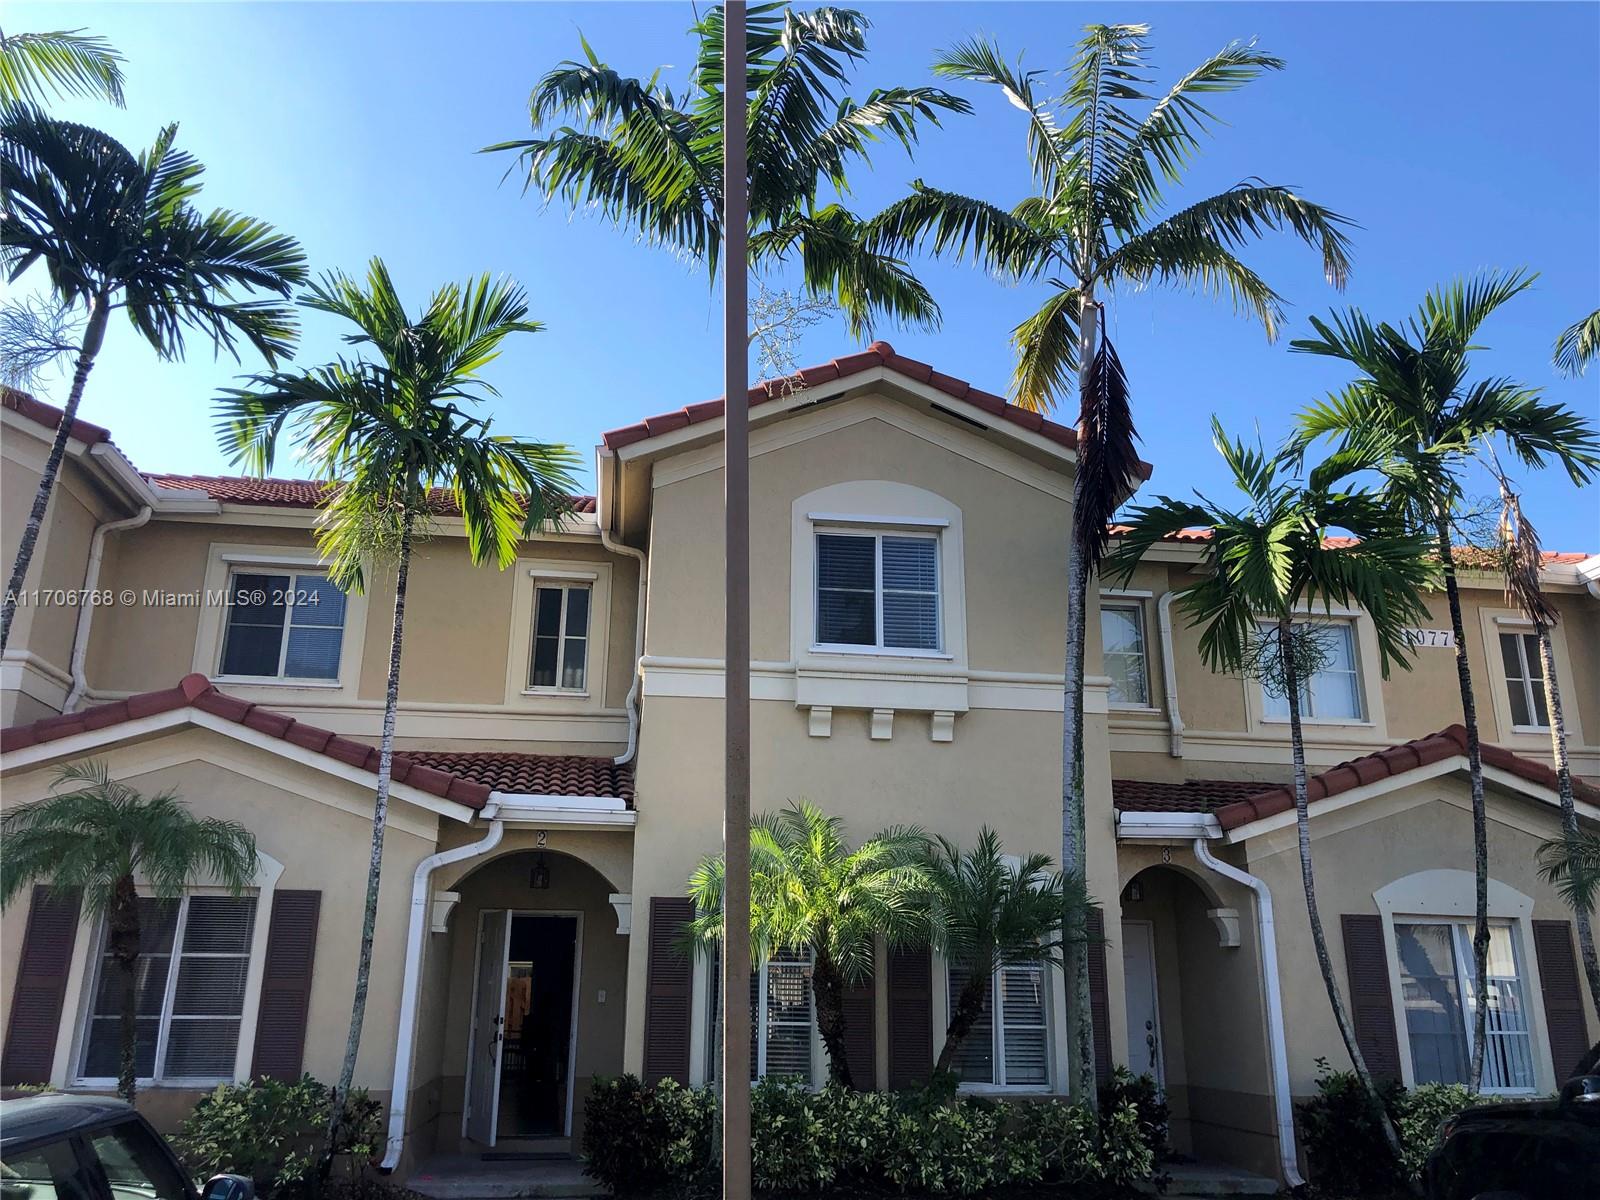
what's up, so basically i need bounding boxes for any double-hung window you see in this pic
[1498,631,1550,730]
[946,962,1050,1089]
[815,531,939,653]
[705,946,816,1084]
[1102,603,1150,706]
[1260,620,1364,721]
[79,894,258,1084]
[1393,919,1535,1092]
[528,582,590,692]
[219,571,346,681]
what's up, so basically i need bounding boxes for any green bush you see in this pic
[1295,1060,1479,1197]
[582,1075,1155,1197]
[1098,1068,1169,1162]
[175,1075,382,1198]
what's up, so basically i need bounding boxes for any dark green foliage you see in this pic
[581,1074,1155,1198]
[1098,1067,1168,1163]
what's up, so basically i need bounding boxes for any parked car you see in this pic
[0,1093,253,1200]
[1423,1074,1600,1200]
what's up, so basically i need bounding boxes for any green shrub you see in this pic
[1099,1067,1169,1162]
[1395,1082,1475,1181]
[176,1076,381,1198]
[583,1074,1156,1197]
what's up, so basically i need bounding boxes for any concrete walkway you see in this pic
[406,1154,604,1200]
[1139,1160,1281,1197]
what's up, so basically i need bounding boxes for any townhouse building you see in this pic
[2,346,1595,1186]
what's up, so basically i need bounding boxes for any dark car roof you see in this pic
[0,1093,135,1149]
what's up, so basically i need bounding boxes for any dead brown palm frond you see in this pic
[1496,484,1558,626]
[1072,330,1141,569]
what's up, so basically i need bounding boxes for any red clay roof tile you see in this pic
[2,386,111,445]
[143,474,598,516]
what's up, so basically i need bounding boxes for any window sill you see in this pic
[1258,716,1374,729]
[1509,725,1552,735]
[521,688,591,700]
[209,675,345,690]
[956,1083,1057,1096]
[809,644,953,661]
[1109,704,1161,715]
[73,1077,233,1090]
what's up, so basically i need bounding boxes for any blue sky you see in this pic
[10,1,1599,548]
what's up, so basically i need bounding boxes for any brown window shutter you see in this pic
[886,944,931,1089]
[841,965,876,1090]
[1532,919,1591,1081]
[1086,907,1113,1086]
[251,890,321,1080]
[2,886,82,1086]
[1340,913,1402,1081]
[643,896,694,1085]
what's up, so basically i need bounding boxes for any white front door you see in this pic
[465,909,511,1146]
[1121,919,1165,1089]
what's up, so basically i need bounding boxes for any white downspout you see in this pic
[64,506,152,711]
[381,808,504,1171]
[599,517,647,766]
[1158,590,1184,757]
[1192,837,1304,1190]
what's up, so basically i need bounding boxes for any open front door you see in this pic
[465,909,511,1146]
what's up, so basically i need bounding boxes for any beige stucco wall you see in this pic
[0,728,445,1130]
[1243,777,1600,1099]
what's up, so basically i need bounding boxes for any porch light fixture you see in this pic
[1124,880,1143,903]
[530,854,551,890]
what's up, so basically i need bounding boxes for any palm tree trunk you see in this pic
[1433,516,1490,1091]
[810,948,853,1090]
[328,509,414,1153]
[935,965,992,1076]
[1,301,107,655]
[1061,290,1098,1108]
[1536,623,1600,1016]
[108,872,142,1104]
[1279,620,1407,1168]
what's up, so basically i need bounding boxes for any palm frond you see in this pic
[1539,830,1600,914]
[1009,283,1082,412]
[0,29,125,107]
[1553,308,1600,378]
[865,182,1057,278]
[1073,332,1141,569]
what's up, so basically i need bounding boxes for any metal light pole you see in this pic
[721,3,752,1199]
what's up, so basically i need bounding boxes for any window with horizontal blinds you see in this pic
[80,894,257,1084]
[220,571,346,680]
[946,961,1049,1088]
[704,945,817,1085]
[1499,632,1550,729]
[815,530,939,652]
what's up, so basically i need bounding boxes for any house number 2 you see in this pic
[536,829,548,847]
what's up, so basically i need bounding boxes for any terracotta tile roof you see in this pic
[144,474,598,515]
[1,676,633,810]
[402,750,634,806]
[1115,725,1600,833]
[2,386,111,445]
[1107,525,1590,562]
[600,340,1155,480]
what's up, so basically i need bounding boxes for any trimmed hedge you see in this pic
[581,1075,1156,1198]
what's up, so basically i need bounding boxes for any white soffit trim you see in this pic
[1115,810,1223,840]
[491,792,636,827]
[1,706,478,823]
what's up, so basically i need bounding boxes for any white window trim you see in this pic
[1373,869,1556,1096]
[194,544,366,700]
[57,851,284,1090]
[1101,598,1152,710]
[1479,608,1585,748]
[934,954,1060,1095]
[525,579,595,697]
[812,528,945,658]
[215,566,348,685]
[1498,628,1549,733]
[691,947,823,1088]
[505,559,612,710]
[1248,614,1382,730]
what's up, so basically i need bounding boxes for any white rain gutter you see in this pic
[381,806,504,1171]
[1579,555,1600,602]
[1192,837,1305,1190]
[598,488,647,767]
[64,506,152,711]
[1157,591,1184,756]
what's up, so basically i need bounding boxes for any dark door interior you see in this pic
[497,915,577,1137]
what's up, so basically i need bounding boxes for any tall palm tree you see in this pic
[866,23,1354,1102]
[0,27,124,107]
[0,105,306,655]
[0,760,258,1102]
[1554,308,1600,378]
[924,827,1082,1076]
[1110,424,1434,1163]
[487,2,969,336]
[215,257,581,1135]
[1290,271,1600,1087]
[687,801,929,1089]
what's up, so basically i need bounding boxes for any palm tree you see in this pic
[1110,423,1435,1163]
[0,760,258,1102]
[487,3,969,337]
[1554,308,1600,378]
[687,801,929,1089]
[0,105,307,655]
[866,22,1354,1103]
[1486,472,1600,1016]
[215,257,581,1135]
[1290,271,1600,1088]
[924,827,1082,1076]
[0,27,124,107]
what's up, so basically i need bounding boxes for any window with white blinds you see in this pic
[946,962,1050,1089]
[704,945,817,1085]
[815,531,939,652]
[219,571,346,681]
[79,894,258,1083]
[1394,919,1535,1093]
